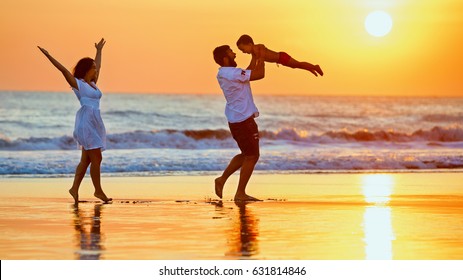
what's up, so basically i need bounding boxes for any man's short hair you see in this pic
[236,34,254,46]
[213,45,230,66]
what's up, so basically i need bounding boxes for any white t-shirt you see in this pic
[216,67,259,123]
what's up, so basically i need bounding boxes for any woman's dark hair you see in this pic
[213,45,230,66]
[73,57,94,79]
[236,34,254,46]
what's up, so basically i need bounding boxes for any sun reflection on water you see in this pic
[362,174,393,204]
[361,174,395,259]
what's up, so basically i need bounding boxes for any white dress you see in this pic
[72,78,106,151]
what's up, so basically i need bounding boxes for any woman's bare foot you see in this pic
[69,188,79,204]
[94,192,112,203]
[234,194,262,202]
[215,177,224,199]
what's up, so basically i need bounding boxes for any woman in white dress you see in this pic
[38,39,112,204]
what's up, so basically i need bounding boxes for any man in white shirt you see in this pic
[213,45,265,202]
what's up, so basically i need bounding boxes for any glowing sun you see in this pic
[365,11,393,37]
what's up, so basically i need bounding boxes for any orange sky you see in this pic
[1,0,462,96]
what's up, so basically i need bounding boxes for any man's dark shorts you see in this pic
[228,116,260,157]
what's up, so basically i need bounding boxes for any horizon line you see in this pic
[0,89,461,98]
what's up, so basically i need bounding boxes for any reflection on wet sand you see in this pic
[1,174,463,260]
[361,174,395,259]
[216,201,259,258]
[72,204,104,260]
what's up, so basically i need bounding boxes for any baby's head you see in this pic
[236,34,254,54]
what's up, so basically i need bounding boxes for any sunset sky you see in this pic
[1,0,462,96]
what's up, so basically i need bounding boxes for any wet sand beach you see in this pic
[0,172,462,260]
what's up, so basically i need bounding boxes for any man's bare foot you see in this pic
[215,177,224,199]
[94,192,112,203]
[315,65,323,76]
[234,194,262,202]
[69,188,79,204]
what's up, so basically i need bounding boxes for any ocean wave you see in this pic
[0,120,32,126]
[107,129,234,149]
[105,110,164,118]
[264,126,463,143]
[304,113,364,119]
[1,126,462,151]
[319,126,463,142]
[1,149,462,176]
[421,113,463,123]
[0,135,76,150]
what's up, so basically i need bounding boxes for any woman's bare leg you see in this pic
[69,149,91,204]
[87,148,112,203]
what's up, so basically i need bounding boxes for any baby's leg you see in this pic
[286,58,323,76]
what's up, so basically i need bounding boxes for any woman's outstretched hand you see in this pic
[95,38,106,51]
[37,46,49,56]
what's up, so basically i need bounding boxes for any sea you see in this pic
[1,91,462,177]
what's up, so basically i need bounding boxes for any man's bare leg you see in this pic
[234,155,261,201]
[215,154,245,199]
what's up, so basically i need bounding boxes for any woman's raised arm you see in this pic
[93,38,105,84]
[38,46,77,89]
